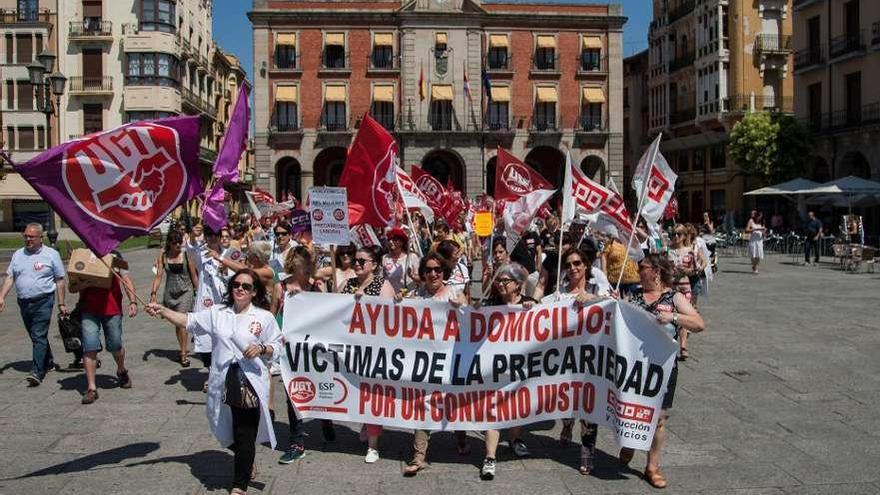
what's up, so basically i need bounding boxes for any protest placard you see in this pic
[308,187,351,247]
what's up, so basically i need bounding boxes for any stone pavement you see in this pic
[0,249,878,494]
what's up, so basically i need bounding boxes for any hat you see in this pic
[387,227,409,242]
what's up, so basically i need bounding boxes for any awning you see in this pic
[537,35,556,49]
[324,85,346,102]
[0,173,40,199]
[373,84,394,102]
[489,34,508,48]
[435,33,448,45]
[583,87,605,103]
[744,178,822,196]
[374,33,393,46]
[325,33,345,46]
[490,86,510,102]
[276,33,296,46]
[275,86,297,102]
[582,36,602,49]
[536,86,557,102]
[431,85,453,101]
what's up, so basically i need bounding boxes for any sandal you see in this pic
[403,460,427,477]
[180,353,191,368]
[644,467,668,489]
[677,347,689,362]
[560,421,573,446]
[619,447,634,466]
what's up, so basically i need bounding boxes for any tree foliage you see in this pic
[728,112,812,184]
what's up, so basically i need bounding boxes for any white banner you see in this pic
[280,293,678,450]
[308,186,351,247]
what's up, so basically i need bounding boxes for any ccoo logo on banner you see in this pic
[62,123,187,231]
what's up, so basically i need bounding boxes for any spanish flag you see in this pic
[418,62,426,102]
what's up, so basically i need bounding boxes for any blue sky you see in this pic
[213,0,651,83]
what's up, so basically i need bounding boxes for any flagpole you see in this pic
[395,175,424,258]
[554,222,565,300]
[615,133,662,291]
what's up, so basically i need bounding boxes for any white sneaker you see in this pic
[364,448,380,464]
[480,457,496,480]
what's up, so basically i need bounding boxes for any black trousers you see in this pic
[804,238,820,263]
[230,406,260,490]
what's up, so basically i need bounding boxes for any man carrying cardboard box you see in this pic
[78,250,138,405]
[0,223,69,386]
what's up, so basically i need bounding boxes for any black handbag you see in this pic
[57,305,83,354]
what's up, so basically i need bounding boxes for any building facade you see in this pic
[623,48,649,201]
[648,0,794,223]
[793,0,880,183]
[249,0,625,202]
[0,0,57,231]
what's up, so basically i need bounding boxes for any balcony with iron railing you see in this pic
[484,53,513,73]
[69,19,112,39]
[0,10,51,25]
[530,115,560,132]
[368,52,400,72]
[794,44,826,71]
[755,34,792,55]
[829,30,865,59]
[320,52,351,72]
[669,0,696,24]
[180,86,215,116]
[484,114,513,132]
[801,103,880,132]
[726,94,793,114]
[669,51,696,73]
[319,112,351,132]
[577,55,608,75]
[273,52,300,70]
[531,53,561,74]
[670,97,697,124]
[576,114,606,133]
[69,76,113,95]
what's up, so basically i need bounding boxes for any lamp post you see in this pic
[27,49,67,247]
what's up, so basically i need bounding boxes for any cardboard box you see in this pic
[67,249,118,293]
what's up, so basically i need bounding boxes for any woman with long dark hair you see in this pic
[746,210,766,274]
[149,230,198,366]
[148,269,282,495]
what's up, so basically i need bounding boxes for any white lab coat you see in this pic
[192,246,228,353]
[187,304,283,449]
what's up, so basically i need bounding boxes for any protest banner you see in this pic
[280,293,678,450]
[289,209,311,234]
[350,224,380,248]
[473,211,493,237]
[309,186,351,247]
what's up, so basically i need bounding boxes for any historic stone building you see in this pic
[249,0,625,201]
[648,0,794,222]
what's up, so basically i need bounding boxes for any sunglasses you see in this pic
[423,265,444,274]
[496,278,515,285]
[231,281,254,291]
[354,258,372,266]
[672,232,685,237]
[564,260,584,269]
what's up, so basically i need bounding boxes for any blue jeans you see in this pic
[81,314,124,353]
[17,292,55,379]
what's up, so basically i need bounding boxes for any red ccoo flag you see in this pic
[338,113,398,227]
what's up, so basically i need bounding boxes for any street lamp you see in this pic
[27,49,66,246]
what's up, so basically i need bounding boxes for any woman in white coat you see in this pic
[148,268,282,495]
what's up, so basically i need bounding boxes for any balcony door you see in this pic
[83,104,103,134]
[845,0,859,38]
[845,71,861,124]
[83,49,103,89]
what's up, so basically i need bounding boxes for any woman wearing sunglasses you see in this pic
[268,222,295,277]
[541,246,609,475]
[339,246,395,462]
[150,230,198,367]
[147,269,283,495]
[619,254,704,489]
[404,252,469,476]
[478,262,535,479]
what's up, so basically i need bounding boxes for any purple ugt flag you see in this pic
[213,84,250,184]
[14,116,203,257]
[202,182,228,233]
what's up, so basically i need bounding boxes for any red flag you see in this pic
[339,114,398,227]
[411,165,447,211]
[494,147,553,202]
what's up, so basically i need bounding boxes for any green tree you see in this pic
[728,112,812,184]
